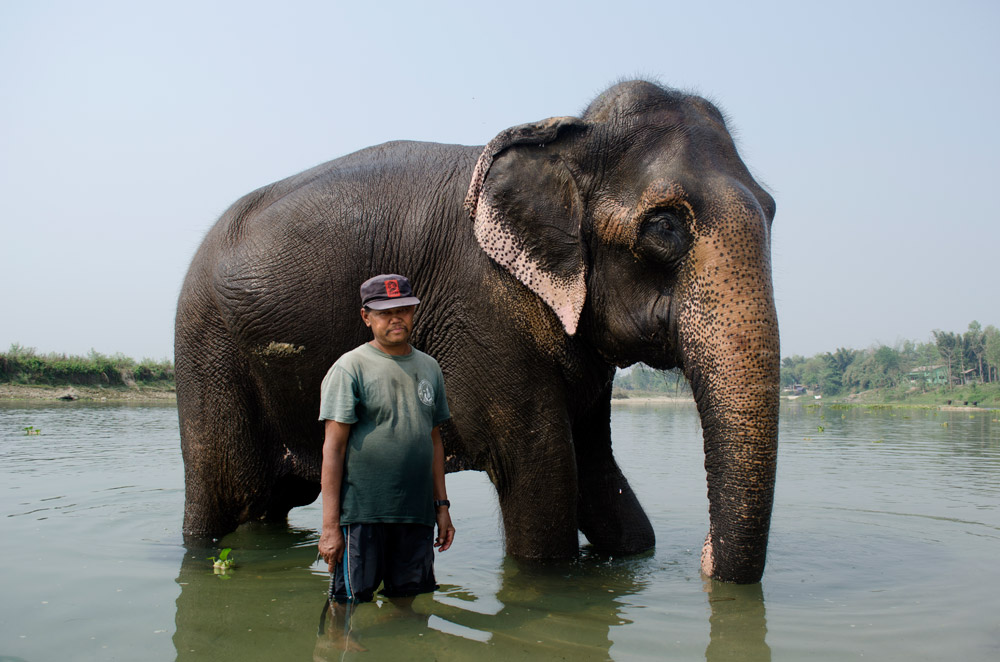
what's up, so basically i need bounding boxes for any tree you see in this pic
[933,330,959,386]
[965,321,986,384]
[984,325,1000,383]
[780,355,806,388]
[872,345,901,387]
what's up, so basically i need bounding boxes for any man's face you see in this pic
[361,305,416,350]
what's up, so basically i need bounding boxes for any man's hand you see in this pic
[319,527,345,571]
[434,507,455,552]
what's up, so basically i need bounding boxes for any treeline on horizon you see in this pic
[5,321,999,398]
[781,321,999,396]
[0,343,174,387]
[613,320,1000,398]
[613,363,692,397]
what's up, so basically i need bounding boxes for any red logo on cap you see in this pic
[385,279,401,297]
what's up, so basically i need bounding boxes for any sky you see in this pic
[2,0,997,361]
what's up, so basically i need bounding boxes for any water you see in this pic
[1,400,998,660]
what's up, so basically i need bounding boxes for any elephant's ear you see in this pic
[464,117,588,335]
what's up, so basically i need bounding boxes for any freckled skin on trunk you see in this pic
[678,187,780,584]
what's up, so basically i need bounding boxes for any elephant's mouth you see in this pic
[588,291,681,371]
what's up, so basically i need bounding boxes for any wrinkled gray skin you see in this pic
[176,80,779,584]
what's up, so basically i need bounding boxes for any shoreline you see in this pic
[611,395,694,405]
[1,384,993,411]
[0,383,176,402]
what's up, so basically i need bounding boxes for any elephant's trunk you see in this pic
[679,189,780,584]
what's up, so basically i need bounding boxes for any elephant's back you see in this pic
[180,139,480,385]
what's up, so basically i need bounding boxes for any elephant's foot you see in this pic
[497,476,580,560]
[501,507,580,560]
[577,473,655,555]
[182,503,239,546]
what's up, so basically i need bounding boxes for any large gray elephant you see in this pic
[176,80,779,584]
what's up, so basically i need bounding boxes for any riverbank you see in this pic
[0,383,176,402]
[611,395,694,405]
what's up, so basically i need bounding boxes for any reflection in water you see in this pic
[426,555,649,659]
[173,523,325,661]
[174,524,651,660]
[704,579,770,662]
[174,523,772,662]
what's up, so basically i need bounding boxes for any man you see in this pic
[318,273,455,621]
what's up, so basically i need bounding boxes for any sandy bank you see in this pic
[0,383,176,403]
[611,396,694,405]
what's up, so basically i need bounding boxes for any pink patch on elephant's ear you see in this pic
[473,193,586,336]
[464,115,588,335]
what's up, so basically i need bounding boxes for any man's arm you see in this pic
[431,425,455,551]
[319,419,351,570]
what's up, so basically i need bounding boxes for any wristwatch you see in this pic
[433,499,450,508]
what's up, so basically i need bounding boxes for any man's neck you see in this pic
[369,339,412,356]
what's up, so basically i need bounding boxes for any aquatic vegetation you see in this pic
[208,548,235,574]
[22,426,40,435]
[817,426,825,432]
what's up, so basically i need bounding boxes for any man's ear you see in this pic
[464,117,588,335]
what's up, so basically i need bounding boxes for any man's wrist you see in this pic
[433,499,450,509]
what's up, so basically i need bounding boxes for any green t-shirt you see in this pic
[318,342,450,526]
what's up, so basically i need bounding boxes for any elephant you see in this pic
[175,80,779,584]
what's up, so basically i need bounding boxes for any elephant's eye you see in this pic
[640,211,690,265]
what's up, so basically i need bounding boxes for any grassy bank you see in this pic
[1,345,175,401]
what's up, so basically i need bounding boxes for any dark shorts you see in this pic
[329,523,437,603]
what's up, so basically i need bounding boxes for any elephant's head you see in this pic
[465,81,779,584]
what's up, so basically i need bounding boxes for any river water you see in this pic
[1,400,998,661]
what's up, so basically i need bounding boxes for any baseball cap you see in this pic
[360,274,421,310]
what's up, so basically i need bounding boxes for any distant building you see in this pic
[907,365,948,385]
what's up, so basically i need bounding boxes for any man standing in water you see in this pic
[317,274,454,647]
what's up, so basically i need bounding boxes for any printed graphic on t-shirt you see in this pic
[417,378,434,406]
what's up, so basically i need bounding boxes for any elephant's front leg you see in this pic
[492,416,581,560]
[573,387,655,555]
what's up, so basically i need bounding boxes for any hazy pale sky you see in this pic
[2,0,997,361]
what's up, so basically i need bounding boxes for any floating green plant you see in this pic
[817,426,825,432]
[23,426,41,435]
[208,548,235,574]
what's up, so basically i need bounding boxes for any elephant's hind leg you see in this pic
[177,324,274,542]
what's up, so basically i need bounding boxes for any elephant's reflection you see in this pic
[422,553,648,659]
[174,526,768,660]
[173,524,324,661]
[704,578,771,662]
[175,528,645,660]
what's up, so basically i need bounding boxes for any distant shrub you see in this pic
[0,344,173,387]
